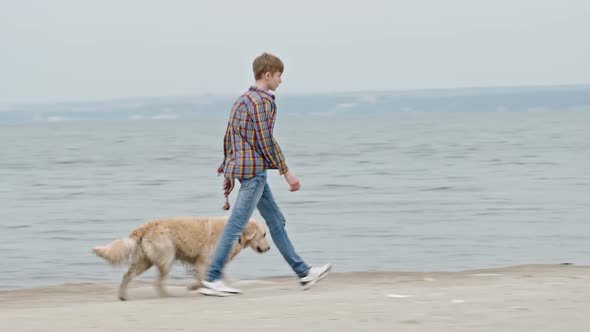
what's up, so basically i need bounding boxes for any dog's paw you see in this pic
[187,280,202,291]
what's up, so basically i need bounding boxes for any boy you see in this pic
[198,53,331,297]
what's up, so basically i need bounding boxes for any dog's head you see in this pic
[240,220,270,253]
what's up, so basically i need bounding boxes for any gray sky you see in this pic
[1,0,589,103]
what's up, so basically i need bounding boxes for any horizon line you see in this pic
[3,82,590,106]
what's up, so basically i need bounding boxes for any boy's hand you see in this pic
[284,171,300,192]
[223,177,235,197]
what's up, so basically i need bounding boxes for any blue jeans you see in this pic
[206,171,310,281]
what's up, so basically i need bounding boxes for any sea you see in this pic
[1,110,589,290]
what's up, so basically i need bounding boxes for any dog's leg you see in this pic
[118,259,152,301]
[142,237,175,298]
[153,247,175,298]
[155,261,173,297]
[188,259,209,290]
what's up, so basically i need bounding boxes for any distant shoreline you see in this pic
[3,83,590,106]
[2,85,590,124]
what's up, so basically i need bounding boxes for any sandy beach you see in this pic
[1,264,588,331]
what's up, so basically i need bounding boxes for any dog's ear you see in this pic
[244,221,257,241]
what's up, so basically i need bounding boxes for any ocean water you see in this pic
[1,111,589,290]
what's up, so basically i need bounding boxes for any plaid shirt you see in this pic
[218,86,288,179]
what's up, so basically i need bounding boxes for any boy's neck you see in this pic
[254,80,271,91]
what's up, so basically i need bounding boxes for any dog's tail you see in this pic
[92,238,137,265]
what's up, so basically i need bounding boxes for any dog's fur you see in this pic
[92,216,270,300]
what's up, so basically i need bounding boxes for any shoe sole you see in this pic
[200,281,243,295]
[197,287,236,297]
[301,264,332,291]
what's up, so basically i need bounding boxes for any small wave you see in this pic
[4,224,31,229]
[419,186,453,191]
[47,236,79,241]
[40,229,84,235]
[287,200,322,205]
[324,183,374,190]
[444,155,466,159]
[333,174,354,178]
[54,159,95,165]
[154,156,175,161]
[65,191,86,197]
[373,171,392,176]
[138,180,170,186]
[0,162,32,168]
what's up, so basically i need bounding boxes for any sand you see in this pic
[1,264,589,331]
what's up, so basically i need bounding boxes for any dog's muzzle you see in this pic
[256,246,270,253]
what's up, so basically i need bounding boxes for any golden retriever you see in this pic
[92,216,270,300]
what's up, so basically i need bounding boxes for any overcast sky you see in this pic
[1,0,589,103]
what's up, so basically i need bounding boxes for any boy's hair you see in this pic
[253,53,284,79]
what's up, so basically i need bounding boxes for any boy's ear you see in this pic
[263,71,272,80]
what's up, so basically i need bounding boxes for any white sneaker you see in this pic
[299,263,332,290]
[198,280,242,297]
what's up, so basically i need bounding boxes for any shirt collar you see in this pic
[249,85,275,100]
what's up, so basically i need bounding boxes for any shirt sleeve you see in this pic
[248,99,288,174]
[218,123,231,173]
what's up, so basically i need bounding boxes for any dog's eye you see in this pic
[263,232,267,237]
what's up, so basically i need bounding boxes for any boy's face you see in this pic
[264,71,283,91]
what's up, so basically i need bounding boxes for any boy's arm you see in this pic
[249,99,288,175]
